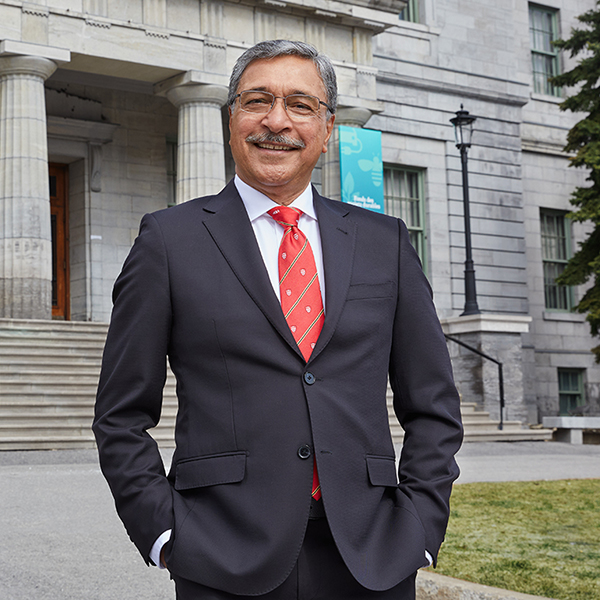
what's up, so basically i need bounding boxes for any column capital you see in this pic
[0,55,58,80]
[334,107,373,128]
[165,82,229,109]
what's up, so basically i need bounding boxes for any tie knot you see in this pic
[268,206,302,229]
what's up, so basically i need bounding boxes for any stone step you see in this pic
[463,428,552,442]
[0,389,177,402]
[0,403,178,418]
[390,423,553,443]
[0,357,102,368]
[0,344,103,355]
[0,348,104,362]
[0,383,178,396]
[0,373,104,384]
[0,417,177,433]
[0,317,108,332]
[0,372,176,385]
[455,419,524,431]
[0,430,175,451]
[459,403,487,415]
[461,411,492,422]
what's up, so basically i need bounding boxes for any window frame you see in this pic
[383,165,427,271]
[540,208,573,311]
[399,0,420,23]
[529,3,561,97]
[557,368,585,415]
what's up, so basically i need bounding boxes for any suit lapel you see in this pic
[310,191,357,362]
[201,182,303,359]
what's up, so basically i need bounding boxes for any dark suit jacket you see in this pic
[93,180,463,595]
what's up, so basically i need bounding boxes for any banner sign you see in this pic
[339,125,384,214]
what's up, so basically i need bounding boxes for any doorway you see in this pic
[49,164,70,320]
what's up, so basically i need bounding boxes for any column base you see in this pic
[0,278,51,320]
[441,314,532,423]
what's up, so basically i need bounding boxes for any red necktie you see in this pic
[268,205,323,501]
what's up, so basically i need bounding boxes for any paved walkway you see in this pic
[1,441,599,599]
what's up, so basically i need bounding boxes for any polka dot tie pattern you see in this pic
[268,205,323,501]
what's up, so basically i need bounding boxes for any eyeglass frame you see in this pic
[231,90,334,118]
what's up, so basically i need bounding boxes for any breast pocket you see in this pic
[347,282,394,301]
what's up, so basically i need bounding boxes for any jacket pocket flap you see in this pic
[366,455,398,487]
[174,452,247,491]
[347,282,394,300]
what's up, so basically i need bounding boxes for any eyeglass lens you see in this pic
[238,91,321,117]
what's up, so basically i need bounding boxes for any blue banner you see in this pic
[339,125,384,214]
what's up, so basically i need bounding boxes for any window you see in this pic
[540,209,573,310]
[166,137,178,207]
[558,369,585,415]
[384,166,426,265]
[399,0,419,23]
[529,4,560,96]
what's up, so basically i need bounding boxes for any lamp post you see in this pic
[450,105,480,316]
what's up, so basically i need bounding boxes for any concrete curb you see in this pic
[416,571,558,600]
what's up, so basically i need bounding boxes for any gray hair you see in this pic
[227,40,337,116]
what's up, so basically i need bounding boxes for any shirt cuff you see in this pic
[149,529,172,569]
[424,550,433,568]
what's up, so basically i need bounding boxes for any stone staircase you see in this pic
[387,396,553,443]
[0,319,552,451]
[0,319,176,450]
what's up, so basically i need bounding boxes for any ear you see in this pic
[321,114,336,154]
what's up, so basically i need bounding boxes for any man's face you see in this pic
[229,55,335,205]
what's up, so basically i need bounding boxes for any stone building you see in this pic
[0,0,598,442]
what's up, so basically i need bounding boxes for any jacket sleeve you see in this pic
[389,218,463,564]
[93,213,174,563]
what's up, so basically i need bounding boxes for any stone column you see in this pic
[0,55,58,319]
[321,107,372,200]
[165,83,228,203]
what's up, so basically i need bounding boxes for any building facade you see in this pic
[0,0,598,423]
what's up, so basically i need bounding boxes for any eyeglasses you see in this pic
[233,90,332,119]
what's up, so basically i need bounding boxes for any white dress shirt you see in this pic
[234,175,326,306]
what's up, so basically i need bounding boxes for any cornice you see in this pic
[377,71,530,108]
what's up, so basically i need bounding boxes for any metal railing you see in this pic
[444,334,505,430]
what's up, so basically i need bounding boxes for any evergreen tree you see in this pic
[551,2,600,361]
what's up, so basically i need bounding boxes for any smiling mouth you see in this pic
[256,143,295,151]
[246,133,305,151]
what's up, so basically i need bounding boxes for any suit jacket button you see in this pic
[298,445,312,459]
[304,372,315,385]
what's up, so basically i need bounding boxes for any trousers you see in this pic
[172,516,417,600]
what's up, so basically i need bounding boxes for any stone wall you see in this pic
[46,80,179,322]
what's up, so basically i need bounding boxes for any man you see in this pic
[93,40,463,600]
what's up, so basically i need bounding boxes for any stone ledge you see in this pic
[441,314,532,335]
[542,416,600,444]
[417,571,558,600]
[0,39,70,64]
[543,416,600,429]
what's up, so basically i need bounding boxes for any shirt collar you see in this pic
[234,175,317,222]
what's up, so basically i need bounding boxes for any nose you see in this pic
[260,97,293,131]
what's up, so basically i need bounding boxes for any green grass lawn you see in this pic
[433,479,600,600]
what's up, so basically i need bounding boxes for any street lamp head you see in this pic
[450,104,477,149]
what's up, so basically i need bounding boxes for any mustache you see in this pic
[245,133,306,149]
